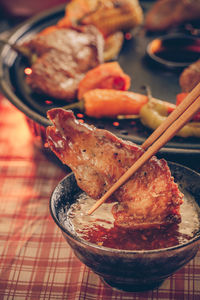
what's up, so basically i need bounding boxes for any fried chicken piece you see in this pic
[46,108,183,228]
[145,0,200,32]
[23,26,104,101]
[179,59,200,93]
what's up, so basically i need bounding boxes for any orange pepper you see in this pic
[176,92,188,105]
[176,92,200,121]
[78,62,131,100]
[63,89,177,119]
[63,89,148,119]
[83,89,148,118]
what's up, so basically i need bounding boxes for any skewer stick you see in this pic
[87,83,200,215]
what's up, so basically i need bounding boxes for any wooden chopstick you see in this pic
[87,82,200,215]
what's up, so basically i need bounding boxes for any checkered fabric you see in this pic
[0,95,200,300]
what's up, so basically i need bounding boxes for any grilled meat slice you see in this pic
[46,108,183,228]
[23,26,104,101]
[145,0,200,32]
[179,59,200,93]
[26,50,84,100]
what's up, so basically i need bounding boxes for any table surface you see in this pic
[1,8,200,298]
[0,93,200,300]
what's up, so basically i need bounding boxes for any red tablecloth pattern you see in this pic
[0,95,200,299]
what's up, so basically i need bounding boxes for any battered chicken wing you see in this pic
[47,108,183,228]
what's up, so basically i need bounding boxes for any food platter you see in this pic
[0,1,200,154]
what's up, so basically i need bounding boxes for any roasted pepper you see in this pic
[176,92,200,122]
[78,62,131,100]
[63,88,177,119]
[140,99,200,138]
[63,89,149,118]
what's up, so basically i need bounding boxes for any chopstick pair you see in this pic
[87,82,200,215]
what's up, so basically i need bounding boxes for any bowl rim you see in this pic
[146,33,200,69]
[49,161,200,255]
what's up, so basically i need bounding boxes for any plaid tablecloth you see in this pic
[0,95,200,300]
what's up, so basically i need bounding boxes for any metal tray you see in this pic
[0,1,200,154]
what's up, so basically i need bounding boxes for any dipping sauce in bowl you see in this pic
[147,34,200,69]
[60,189,200,251]
[50,162,200,292]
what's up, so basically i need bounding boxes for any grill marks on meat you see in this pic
[23,26,104,101]
[46,108,183,228]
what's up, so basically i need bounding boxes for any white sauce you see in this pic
[59,187,200,247]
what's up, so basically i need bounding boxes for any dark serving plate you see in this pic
[0,1,200,154]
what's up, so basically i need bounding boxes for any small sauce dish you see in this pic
[146,34,200,69]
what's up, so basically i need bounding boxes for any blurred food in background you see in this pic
[144,0,200,32]
[0,0,68,19]
[16,0,143,102]
[58,0,143,37]
[179,59,200,93]
[22,26,104,102]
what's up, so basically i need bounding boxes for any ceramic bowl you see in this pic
[146,34,200,70]
[50,162,200,292]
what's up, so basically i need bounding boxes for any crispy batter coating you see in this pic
[47,108,183,228]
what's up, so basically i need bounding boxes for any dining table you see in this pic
[1,6,200,300]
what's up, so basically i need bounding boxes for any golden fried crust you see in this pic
[47,108,183,228]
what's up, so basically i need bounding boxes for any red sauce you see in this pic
[61,192,200,251]
[77,223,184,250]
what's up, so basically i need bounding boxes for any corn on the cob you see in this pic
[58,0,143,37]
